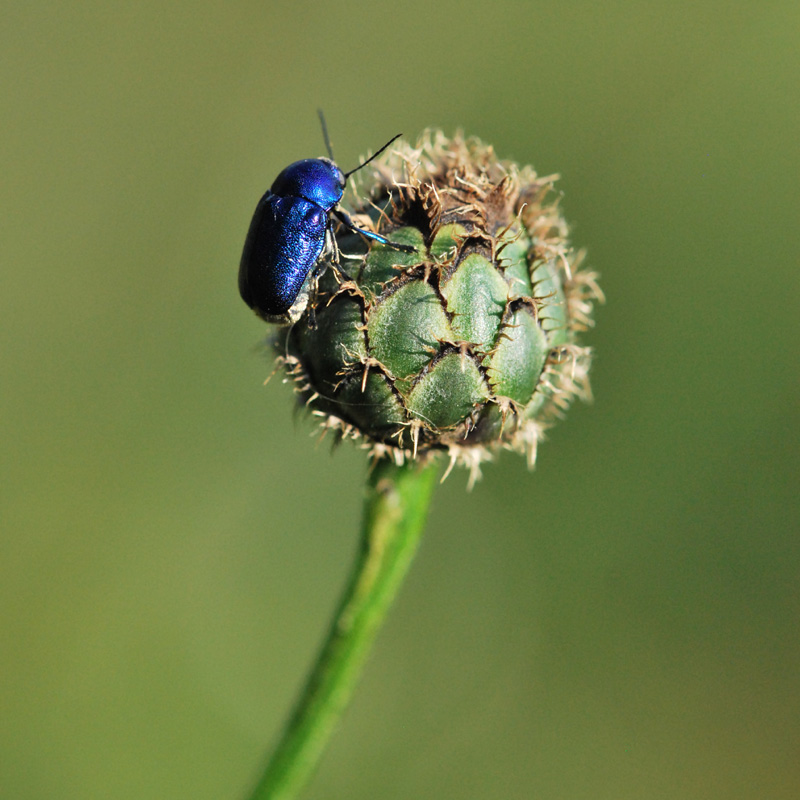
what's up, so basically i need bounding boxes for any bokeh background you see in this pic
[2,2,798,798]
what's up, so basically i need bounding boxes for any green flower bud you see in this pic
[275,132,602,484]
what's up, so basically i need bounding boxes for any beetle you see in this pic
[239,113,415,322]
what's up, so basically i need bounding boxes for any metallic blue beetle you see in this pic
[239,116,414,322]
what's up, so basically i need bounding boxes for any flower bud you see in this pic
[276,132,601,483]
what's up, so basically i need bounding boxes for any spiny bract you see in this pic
[274,131,602,484]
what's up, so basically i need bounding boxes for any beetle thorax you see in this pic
[270,158,345,211]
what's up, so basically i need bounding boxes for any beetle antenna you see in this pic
[344,133,402,179]
[317,109,335,161]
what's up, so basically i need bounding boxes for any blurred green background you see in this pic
[2,1,798,798]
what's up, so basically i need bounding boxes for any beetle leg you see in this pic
[333,208,416,253]
[325,220,353,284]
[306,268,320,329]
[326,220,342,266]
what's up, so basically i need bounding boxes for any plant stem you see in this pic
[247,457,440,800]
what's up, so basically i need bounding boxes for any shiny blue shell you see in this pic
[239,158,345,319]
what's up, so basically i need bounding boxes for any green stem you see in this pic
[247,457,440,800]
